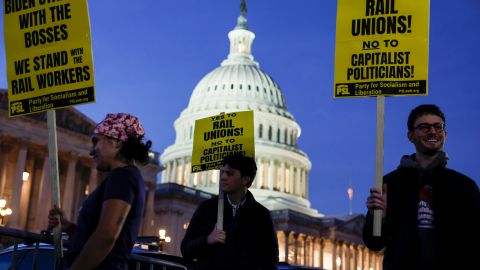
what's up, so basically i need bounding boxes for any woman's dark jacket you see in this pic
[363,153,480,270]
[181,190,279,270]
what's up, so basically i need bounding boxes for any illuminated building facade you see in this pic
[157,2,383,269]
[0,92,160,237]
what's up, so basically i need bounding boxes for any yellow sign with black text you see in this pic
[191,111,255,173]
[334,0,429,97]
[4,0,95,117]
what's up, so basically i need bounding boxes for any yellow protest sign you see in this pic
[334,0,429,98]
[4,0,95,117]
[191,111,255,173]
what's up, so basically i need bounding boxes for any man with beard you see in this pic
[363,104,480,270]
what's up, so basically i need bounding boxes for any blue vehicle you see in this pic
[0,243,188,270]
[0,228,187,270]
[0,243,65,270]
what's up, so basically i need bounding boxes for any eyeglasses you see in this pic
[414,122,446,133]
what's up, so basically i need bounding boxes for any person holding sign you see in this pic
[363,104,480,270]
[181,154,279,270]
[48,113,151,270]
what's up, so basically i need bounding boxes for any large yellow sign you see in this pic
[4,0,95,117]
[334,0,429,98]
[191,111,255,173]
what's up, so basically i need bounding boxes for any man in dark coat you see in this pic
[181,154,279,270]
[363,104,480,270]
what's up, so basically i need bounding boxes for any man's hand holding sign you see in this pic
[334,0,430,236]
[182,112,279,269]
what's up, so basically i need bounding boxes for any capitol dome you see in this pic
[161,2,321,217]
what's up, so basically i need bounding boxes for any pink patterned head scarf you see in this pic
[93,113,145,142]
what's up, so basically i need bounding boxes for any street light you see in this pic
[159,229,166,239]
[22,170,30,182]
[158,228,171,251]
[0,199,13,226]
[336,257,342,267]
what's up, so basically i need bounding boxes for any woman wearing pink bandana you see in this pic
[48,113,152,270]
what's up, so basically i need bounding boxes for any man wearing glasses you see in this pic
[363,104,480,270]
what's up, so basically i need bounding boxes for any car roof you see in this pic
[0,243,56,253]
[131,245,186,264]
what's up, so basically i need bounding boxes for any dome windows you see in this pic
[256,122,299,147]
[237,41,246,53]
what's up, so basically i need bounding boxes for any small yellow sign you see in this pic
[334,0,429,97]
[191,111,255,173]
[4,0,95,117]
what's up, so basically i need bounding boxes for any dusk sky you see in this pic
[2,0,479,216]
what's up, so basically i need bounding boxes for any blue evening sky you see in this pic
[1,0,479,215]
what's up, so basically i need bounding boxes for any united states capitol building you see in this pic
[156,2,383,269]
[0,2,383,270]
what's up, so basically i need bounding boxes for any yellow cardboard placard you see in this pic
[191,111,255,173]
[4,0,95,117]
[334,0,429,98]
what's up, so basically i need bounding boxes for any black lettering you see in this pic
[24,24,68,48]
[365,0,398,16]
[82,66,91,81]
[363,18,372,35]
[203,128,241,141]
[33,51,69,71]
[49,3,72,22]
[351,16,412,36]
[14,58,30,75]
[11,80,18,94]
[365,0,375,16]
[19,9,47,29]
[5,0,36,14]
[346,65,416,80]
[36,66,91,89]
[212,119,234,129]
[10,77,34,94]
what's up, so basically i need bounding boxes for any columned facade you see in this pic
[160,154,312,200]
[156,2,381,269]
[0,91,161,237]
[271,213,384,270]
[154,183,383,269]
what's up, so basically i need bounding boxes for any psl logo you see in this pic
[192,165,202,172]
[10,102,25,114]
[336,85,350,96]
